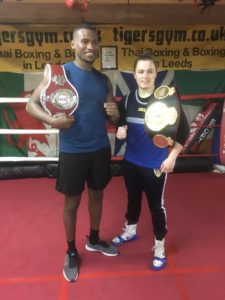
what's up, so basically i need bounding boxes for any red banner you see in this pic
[220,100,225,164]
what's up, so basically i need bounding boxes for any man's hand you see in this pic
[51,115,75,129]
[104,102,119,123]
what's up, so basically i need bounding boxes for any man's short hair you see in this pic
[73,23,97,39]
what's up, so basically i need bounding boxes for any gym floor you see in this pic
[0,172,225,300]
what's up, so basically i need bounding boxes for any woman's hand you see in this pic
[160,141,183,173]
[160,156,176,174]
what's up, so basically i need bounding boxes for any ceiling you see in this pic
[0,0,225,25]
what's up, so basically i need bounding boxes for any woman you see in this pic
[112,54,189,271]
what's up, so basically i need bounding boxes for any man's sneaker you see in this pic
[152,239,167,271]
[63,251,79,282]
[112,222,137,246]
[85,239,119,256]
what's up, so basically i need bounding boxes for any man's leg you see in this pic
[85,187,119,256]
[87,188,103,232]
[63,194,82,243]
[63,194,81,282]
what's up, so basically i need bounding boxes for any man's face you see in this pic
[71,29,99,64]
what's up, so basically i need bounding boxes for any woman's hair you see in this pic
[133,54,158,72]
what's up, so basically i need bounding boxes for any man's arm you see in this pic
[104,79,119,124]
[26,77,75,129]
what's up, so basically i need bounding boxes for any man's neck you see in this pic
[74,59,93,71]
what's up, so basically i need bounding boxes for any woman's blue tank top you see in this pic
[124,90,168,169]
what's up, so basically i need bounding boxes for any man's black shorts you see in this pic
[56,147,112,196]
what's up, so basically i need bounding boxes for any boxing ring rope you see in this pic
[0,94,224,163]
[1,98,28,103]
[0,157,58,162]
[0,97,59,162]
[0,97,122,163]
[0,127,59,162]
[180,93,225,101]
[0,129,59,134]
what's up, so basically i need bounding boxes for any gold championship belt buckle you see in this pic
[144,86,180,148]
[40,64,79,117]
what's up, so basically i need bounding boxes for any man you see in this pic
[26,23,119,282]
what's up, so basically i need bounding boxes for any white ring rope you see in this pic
[0,129,59,134]
[0,157,58,162]
[1,97,59,162]
[0,97,29,103]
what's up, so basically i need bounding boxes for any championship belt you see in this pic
[40,64,79,117]
[144,86,180,148]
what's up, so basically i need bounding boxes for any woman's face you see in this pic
[134,59,157,90]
